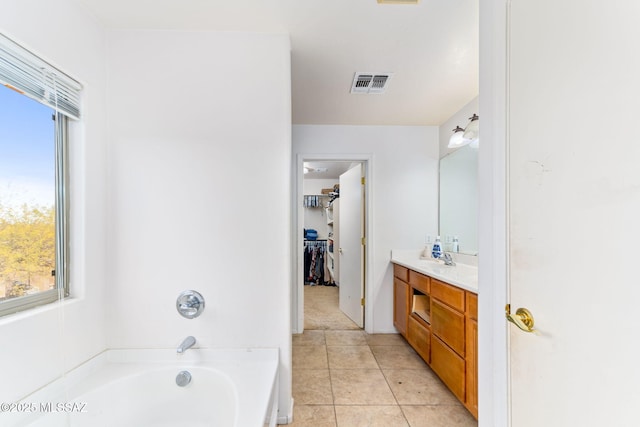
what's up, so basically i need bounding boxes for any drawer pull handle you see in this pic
[505,304,535,333]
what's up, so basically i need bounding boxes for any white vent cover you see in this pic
[350,72,393,94]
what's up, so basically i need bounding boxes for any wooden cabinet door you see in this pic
[465,318,478,418]
[393,278,409,336]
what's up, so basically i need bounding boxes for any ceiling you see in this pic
[304,161,357,180]
[75,0,478,126]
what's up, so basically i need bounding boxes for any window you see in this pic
[0,34,80,316]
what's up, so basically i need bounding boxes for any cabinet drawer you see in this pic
[393,264,409,282]
[408,315,430,364]
[466,292,478,320]
[431,335,465,402]
[430,299,465,356]
[408,270,430,294]
[431,279,465,312]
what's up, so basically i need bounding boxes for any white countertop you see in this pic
[391,249,478,293]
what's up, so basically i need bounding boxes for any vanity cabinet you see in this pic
[392,263,478,419]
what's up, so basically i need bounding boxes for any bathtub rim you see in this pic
[5,347,279,427]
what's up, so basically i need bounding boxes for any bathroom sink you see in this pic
[417,258,451,267]
[391,250,478,292]
[413,257,477,289]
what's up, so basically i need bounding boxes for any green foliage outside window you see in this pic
[0,203,55,300]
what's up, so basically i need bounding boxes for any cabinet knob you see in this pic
[505,304,535,333]
[339,248,343,254]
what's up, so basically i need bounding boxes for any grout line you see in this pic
[326,330,339,426]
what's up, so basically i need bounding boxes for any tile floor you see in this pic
[291,285,477,427]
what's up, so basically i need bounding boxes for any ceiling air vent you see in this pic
[350,72,393,94]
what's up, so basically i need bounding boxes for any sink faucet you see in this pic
[442,252,456,266]
[177,336,196,354]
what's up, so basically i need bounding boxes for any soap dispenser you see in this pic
[420,235,432,259]
[452,236,459,253]
[431,236,442,259]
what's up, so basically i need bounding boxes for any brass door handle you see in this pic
[505,304,535,333]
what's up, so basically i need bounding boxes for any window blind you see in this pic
[0,33,82,119]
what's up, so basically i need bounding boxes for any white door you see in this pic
[338,164,364,327]
[508,1,640,425]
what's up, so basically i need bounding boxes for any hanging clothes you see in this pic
[304,240,327,285]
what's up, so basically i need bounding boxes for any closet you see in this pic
[301,161,365,328]
[303,190,338,286]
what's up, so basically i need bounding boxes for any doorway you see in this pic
[292,155,371,334]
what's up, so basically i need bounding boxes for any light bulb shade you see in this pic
[462,114,479,141]
[448,126,468,148]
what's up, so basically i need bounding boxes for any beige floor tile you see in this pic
[293,369,333,405]
[335,406,409,427]
[293,345,328,369]
[293,283,471,426]
[304,285,360,330]
[330,369,397,405]
[325,330,367,346]
[294,330,326,346]
[327,346,379,369]
[383,369,460,405]
[370,345,427,370]
[365,333,408,346]
[289,405,337,427]
[401,405,477,427]
[305,311,360,330]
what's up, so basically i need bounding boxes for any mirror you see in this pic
[439,144,478,255]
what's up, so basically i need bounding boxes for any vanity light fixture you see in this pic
[463,114,479,142]
[448,126,467,148]
[447,114,479,148]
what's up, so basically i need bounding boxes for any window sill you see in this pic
[0,296,83,327]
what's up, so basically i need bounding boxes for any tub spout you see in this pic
[177,336,196,354]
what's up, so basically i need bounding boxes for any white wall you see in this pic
[303,178,338,239]
[0,0,108,403]
[293,125,439,333]
[106,30,292,418]
[439,96,479,158]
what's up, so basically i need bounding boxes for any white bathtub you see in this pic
[4,349,279,427]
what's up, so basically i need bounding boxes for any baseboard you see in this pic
[277,397,294,425]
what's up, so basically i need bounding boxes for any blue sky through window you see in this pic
[0,84,54,209]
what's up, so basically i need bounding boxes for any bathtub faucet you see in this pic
[177,336,196,354]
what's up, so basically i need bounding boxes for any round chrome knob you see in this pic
[176,290,205,319]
